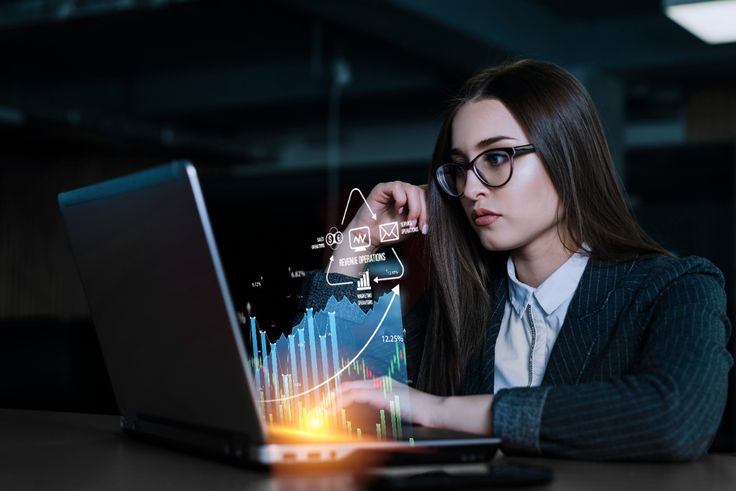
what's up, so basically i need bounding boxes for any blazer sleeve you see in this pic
[298,269,358,311]
[491,258,733,461]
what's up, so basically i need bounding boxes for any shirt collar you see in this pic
[507,258,534,317]
[506,245,591,317]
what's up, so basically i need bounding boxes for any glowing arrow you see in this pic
[325,255,354,286]
[374,247,404,283]
[262,285,400,402]
[340,187,377,226]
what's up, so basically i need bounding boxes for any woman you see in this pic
[309,59,732,461]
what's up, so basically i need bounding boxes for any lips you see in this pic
[472,208,502,226]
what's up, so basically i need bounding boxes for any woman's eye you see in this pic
[483,152,509,166]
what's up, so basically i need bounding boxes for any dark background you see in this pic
[1,0,735,452]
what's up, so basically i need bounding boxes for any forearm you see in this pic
[431,394,494,436]
[491,366,729,461]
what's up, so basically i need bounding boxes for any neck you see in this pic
[511,229,577,288]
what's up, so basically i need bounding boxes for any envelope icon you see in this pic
[379,221,400,242]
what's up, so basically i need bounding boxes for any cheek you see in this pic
[503,163,561,225]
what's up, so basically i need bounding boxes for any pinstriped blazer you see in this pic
[413,253,733,461]
[302,253,732,462]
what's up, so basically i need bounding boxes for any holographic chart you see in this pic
[238,187,420,441]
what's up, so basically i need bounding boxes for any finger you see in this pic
[340,379,374,392]
[417,186,429,235]
[368,181,406,207]
[388,182,409,214]
[339,377,390,398]
[339,388,386,410]
[411,185,429,232]
[404,186,422,226]
[340,378,387,393]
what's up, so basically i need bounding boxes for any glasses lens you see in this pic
[435,164,464,197]
[475,150,512,186]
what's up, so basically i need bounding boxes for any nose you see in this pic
[463,167,489,200]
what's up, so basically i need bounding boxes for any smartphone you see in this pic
[367,462,553,489]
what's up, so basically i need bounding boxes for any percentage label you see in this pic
[381,335,404,343]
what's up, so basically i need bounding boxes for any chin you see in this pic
[476,230,517,252]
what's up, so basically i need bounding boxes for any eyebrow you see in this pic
[450,135,518,157]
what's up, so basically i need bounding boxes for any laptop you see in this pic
[58,161,500,466]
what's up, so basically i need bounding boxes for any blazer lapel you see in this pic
[466,254,639,394]
[542,256,636,386]
[478,274,508,394]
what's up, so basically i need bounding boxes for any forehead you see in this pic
[451,98,526,152]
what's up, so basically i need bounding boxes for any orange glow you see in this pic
[268,424,376,444]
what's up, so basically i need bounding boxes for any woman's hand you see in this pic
[338,377,445,429]
[338,376,494,436]
[329,182,428,278]
[348,181,429,246]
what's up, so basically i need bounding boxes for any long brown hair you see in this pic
[417,59,669,396]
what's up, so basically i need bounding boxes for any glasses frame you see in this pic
[435,143,536,197]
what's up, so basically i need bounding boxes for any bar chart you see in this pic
[247,286,409,440]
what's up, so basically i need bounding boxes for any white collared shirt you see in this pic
[493,248,590,393]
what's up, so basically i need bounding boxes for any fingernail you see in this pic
[398,207,404,215]
[422,223,429,235]
[409,219,417,227]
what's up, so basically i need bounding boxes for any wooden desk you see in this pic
[1,409,734,490]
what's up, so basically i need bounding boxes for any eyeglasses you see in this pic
[434,144,536,197]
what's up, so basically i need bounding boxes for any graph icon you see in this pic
[348,226,371,252]
[357,271,371,291]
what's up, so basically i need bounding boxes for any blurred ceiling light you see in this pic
[664,0,736,44]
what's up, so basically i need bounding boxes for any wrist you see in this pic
[423,395,449,429]
[327,226,378,278]
[431,395,494,435]
[328,243,371,278]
